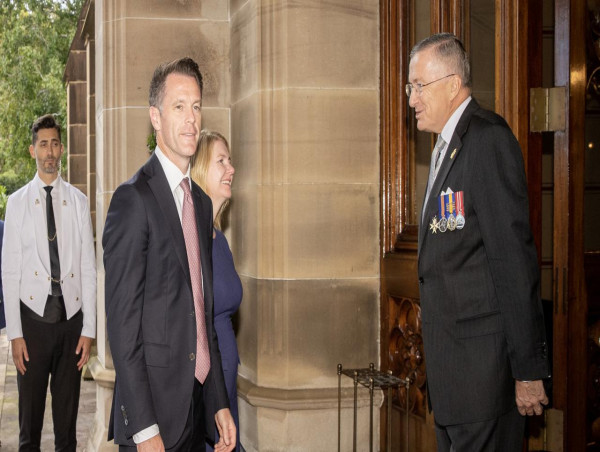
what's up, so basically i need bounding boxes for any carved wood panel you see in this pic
[387,295,427,418]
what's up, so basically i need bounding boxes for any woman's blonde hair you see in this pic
[191,129,231,229]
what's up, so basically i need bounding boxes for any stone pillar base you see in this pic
[237,375,382,451]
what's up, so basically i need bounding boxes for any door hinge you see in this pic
[530,87,566,132]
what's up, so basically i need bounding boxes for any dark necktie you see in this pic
[44,186,62,296]
[180,178,211,383]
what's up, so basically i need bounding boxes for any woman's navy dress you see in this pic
[207,229,243,451]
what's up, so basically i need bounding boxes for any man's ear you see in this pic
[149,106,161,131]
[29,144,36,159]
[449,75,462,100]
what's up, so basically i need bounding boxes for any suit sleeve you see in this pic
[196,188,230,415]
[103,184,156,436]
[472,122,549,381]
[2,194,24,340]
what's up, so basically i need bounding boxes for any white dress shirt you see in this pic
[37,175,61,295]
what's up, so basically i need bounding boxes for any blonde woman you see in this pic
[191,130,242,451]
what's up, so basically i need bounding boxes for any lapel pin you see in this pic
[450,148,457,159]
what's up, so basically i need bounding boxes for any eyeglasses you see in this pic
[405,74,456,97]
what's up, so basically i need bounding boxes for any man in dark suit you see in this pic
[103,58,235,451]
[410,33,550,451]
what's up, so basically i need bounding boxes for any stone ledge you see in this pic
[88,355,116,389]
[238,375,384,411]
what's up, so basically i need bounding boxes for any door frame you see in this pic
[553,0,587,449]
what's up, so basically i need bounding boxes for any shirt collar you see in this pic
[440,96,472,145]
[154,146,191,192]
[34,173,61,193]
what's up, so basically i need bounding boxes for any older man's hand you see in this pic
[515,380,548,416]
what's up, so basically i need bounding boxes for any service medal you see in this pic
[448,214,456,231]
[438,217,448,233]
[429,216,439,234]
[455,191,466,229]
[446,192,457,231]
[438,194,448,233]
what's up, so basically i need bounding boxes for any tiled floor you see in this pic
[0,330,96,451]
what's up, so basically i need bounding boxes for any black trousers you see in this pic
[434,406,525,452]
[17,309,83,452]
[119,378,206,452]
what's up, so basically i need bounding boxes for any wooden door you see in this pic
[584,1,600,449]
[379,1,543,450]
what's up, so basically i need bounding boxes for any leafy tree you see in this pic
[0,0,83,199]
[0,185,8,220]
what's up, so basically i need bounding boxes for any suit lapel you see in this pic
[28,180,51,274]
[144,154,192,285]
[419,99,480,248]
[57,178,73,274]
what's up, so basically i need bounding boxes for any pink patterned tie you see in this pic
[180,178,211,383]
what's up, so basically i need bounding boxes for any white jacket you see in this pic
[2,174,96,340]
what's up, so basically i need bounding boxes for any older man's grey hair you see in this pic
[410,33,472,88]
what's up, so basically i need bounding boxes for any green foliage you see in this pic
[0,185,8,220]
[0,169,30,194]
[147,132,157,153]
[0,0,83,194]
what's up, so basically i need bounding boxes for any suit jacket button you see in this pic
[124,419,128,426]
[121,405,125,411]
[189,353,195,361]
[35,271,38,276]
[47,276,51,281]
[71,273,74,278]
[29,296,33,300]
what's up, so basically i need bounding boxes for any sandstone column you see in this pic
[230,1,381,450]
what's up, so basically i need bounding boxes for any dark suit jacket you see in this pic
[0,220,4,330]
[417,99,549,426]
[103,153,229,447]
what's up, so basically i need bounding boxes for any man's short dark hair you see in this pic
[31,114,61,145]
[149,57,204,110]
[410,33,472,88]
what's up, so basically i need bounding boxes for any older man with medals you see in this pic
[409,33,550,451]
